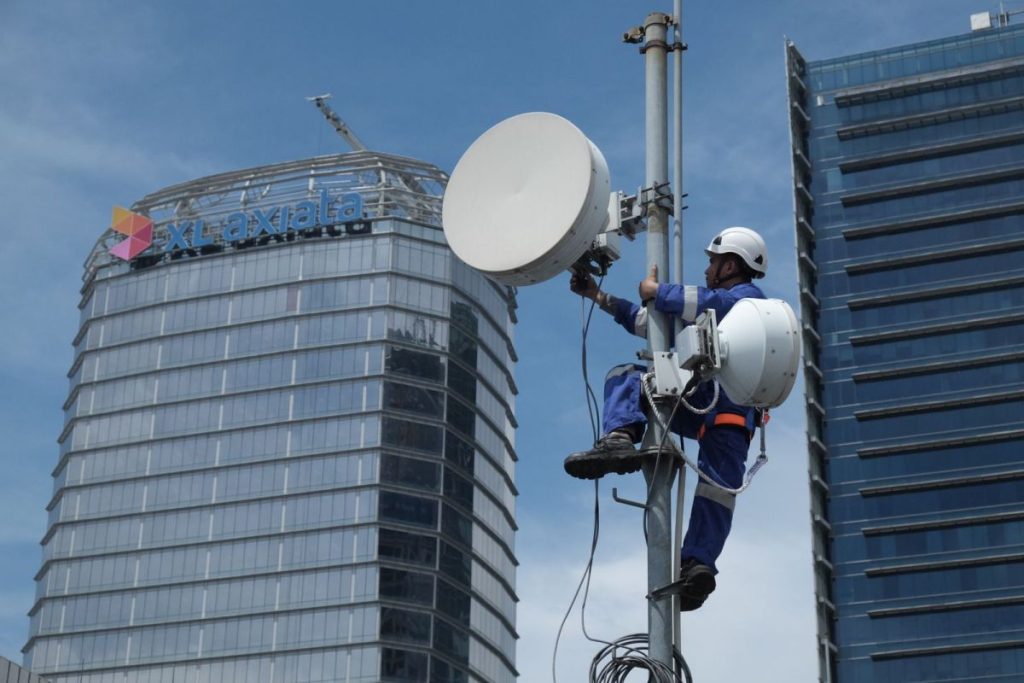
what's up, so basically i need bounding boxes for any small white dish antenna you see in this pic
[442,112,611,286]
[716,298,801,408]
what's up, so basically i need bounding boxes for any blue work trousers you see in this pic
[602,364,749,573]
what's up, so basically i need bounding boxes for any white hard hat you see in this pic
[705,226,767,278]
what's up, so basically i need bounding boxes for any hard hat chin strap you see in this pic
[709,258,726,288]
[710,257,745,289]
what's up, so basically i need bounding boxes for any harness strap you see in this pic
[695,481,736,510]
[696,412,751,441]
[640,373,771,497]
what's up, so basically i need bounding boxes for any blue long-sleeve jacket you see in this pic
[609,281,766,437]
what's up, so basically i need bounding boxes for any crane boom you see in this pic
[305,93,443,225]
[306,94,368,152]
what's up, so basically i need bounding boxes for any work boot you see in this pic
[678,558,716,612]
[564,430,642,480]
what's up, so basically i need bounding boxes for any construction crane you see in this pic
[306,94,368,152]
[306,93,442,222]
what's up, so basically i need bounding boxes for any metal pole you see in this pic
[671,0,685,651]
[639,11,677,673]
[672,0,684,344]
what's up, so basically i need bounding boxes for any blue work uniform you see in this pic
[602,281,765,573]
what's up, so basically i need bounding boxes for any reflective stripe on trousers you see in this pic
[681,426,749,573]
[695,481,736,511]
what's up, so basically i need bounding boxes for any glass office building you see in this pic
[23,152,520,682]
[0,656,49,683]
[787,19,1024,683]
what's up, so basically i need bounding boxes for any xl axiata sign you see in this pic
[110,189,367,262]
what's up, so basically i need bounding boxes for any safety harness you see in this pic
[696,412,750,441]
[642,374,770,497]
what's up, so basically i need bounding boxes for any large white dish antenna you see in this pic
[442,112,611,286]
[716,298,801,408]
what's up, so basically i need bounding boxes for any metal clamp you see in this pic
[615,191,646,239]
[639,39,671,54]
[639,182,676,212]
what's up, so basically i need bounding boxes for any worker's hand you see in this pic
[570,271,599,300]
[639,265,659,302]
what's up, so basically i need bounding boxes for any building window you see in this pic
[379,491,439,529]
[446,396,475,438]
[386,346,444,382]
[443,470,474,511]
[436,579,471,627]
[381,647,429,682]
[384,381,444,418]
[439,542,471,585]
[380,454,440,492]
[431,658,470,683]
[441,503,473,547]
[432,617,470,662]
[444,431,474,474]
[380,607,431,645]
[379,567,434,607]
[446,361,476,402]
[378,528,437,568]
[382,417,442,454]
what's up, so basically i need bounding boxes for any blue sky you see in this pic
[0,0,998,679]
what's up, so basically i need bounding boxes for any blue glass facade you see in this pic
[24,154,519,682]
[788,23,1024,683]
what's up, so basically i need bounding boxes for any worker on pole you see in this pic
[565,226,769,611]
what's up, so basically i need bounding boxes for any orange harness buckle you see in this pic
[697,413,752,441]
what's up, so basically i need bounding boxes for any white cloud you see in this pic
[516,510,647,681]
[516,463,817,682]
[0,108,218,198]
[0,104,220,377]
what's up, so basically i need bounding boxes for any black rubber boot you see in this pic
[678,559,716,612]
[563,430,643,480]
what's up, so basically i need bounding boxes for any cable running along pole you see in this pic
[637,10,678,675]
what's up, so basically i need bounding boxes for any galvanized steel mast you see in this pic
[635,9,679,673]
[671,0,686,654]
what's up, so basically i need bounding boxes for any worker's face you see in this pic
[705,254,731,288]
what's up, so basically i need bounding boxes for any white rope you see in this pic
[642,373,768,496]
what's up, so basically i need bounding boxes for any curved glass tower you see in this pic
[24,152,519,682]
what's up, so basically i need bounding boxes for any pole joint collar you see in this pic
[644,12,672,29]
[639,39,670,54]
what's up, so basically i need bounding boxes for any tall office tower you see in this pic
[24,153,519,683]
[787,16,1024,683]
[0,657,49,683]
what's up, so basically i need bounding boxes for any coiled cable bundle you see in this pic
[588,633,692,683]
